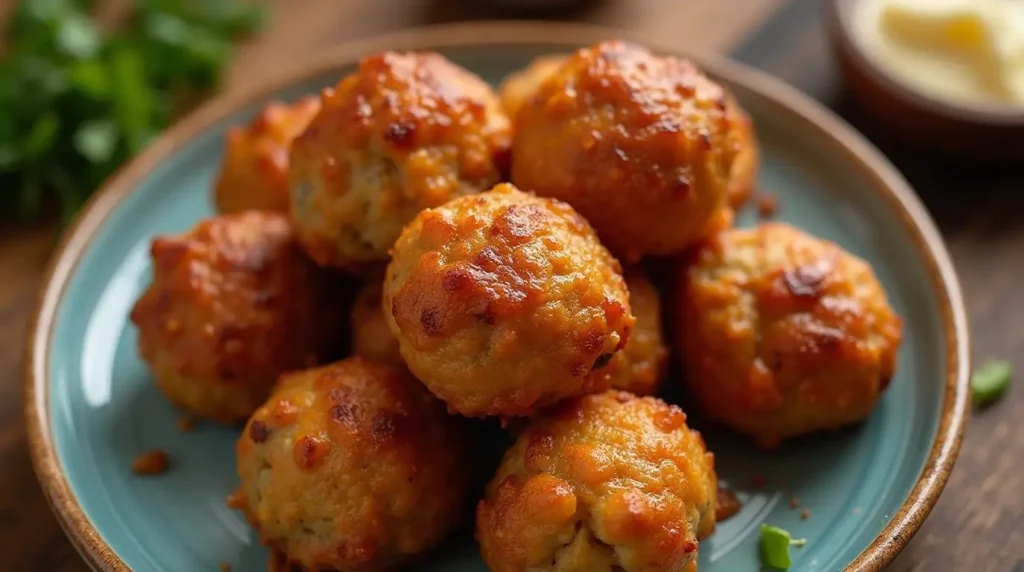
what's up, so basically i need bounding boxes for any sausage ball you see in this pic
[497,52,767,216]
[289,51,512,270]
[476,391,717,572]
[350,278,403,365]
[677,223,903,448]
[599,269,668,396]
[213,97,321,214]
[498,54,568,121]
[511,41,756,262]
[130,212,345,423]
[236,357,469,571]
[498,53,765,210]
[384,183,635,418]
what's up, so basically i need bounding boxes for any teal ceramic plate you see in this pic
[26,22,969,572]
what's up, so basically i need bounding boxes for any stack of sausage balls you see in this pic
[130,41,903,572]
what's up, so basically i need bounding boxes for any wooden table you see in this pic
[1,1,1021,570]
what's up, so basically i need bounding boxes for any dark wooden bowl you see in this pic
[826,0,1024,162]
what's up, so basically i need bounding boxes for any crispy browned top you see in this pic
[297,51,509,164]
[476,391,717,572]
[130,212,343,387]
[384,183,634,417]
[236,357,468,571]
[511,41,752,260]
[519,40,736,186]
[390,185,608,340]
[215,97,321,214]
[287,51,512,268]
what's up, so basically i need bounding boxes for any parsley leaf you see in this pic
[1,0,267,225]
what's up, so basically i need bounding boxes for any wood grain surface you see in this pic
[1,1,1020,571]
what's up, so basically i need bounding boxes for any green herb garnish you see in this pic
[972,359,1012,408]
[1,0,266,225]
[760,523,806,570]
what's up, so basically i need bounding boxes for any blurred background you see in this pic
[1,1,1021,570]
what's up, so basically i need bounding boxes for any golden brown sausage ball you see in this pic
[213,97,321,214]
[498,54,568,121]
[476,391,717,572]
[599,269,668,396]
[384,183,635,418]
[289,52,512,270]
[511,41,756,262]
[130,212,345,423]
[236,357,469,571]
[350,279,403,365]
[498,47,761,209]
[677,223,903,448]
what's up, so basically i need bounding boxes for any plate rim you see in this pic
[23,20,971,572]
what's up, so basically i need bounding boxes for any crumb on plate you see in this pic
[756,191,778,219]
[177,416,195,432]
[226,489,246,510]
[716,483,742,521]
[132,449,170,476]
[800,509,811,520]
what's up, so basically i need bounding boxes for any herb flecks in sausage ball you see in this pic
[350,278,403,365]
[678,223,903,448]
[130,212,346,423]
[476,391,717,572]
[214,97,321,214]
[511,41,758,261]
[236,357,469,571]
[384,183,634,418]
[288,51,512,270]
[597,268,668,396]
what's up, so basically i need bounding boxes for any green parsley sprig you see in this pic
[760,523,806,570]
[971,359,1012,408]
[1,0,266,224]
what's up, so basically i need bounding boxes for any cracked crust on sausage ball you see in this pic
[288,51,511,270]
[677,223,903,448]
[214,97,321,214]
[476,391,717,572]
[511,41,756,262]
[236,357,469,571]
[350,278,403,365]
[599,269,668,396]
[130,212,347,423]
[384,183,634,418]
